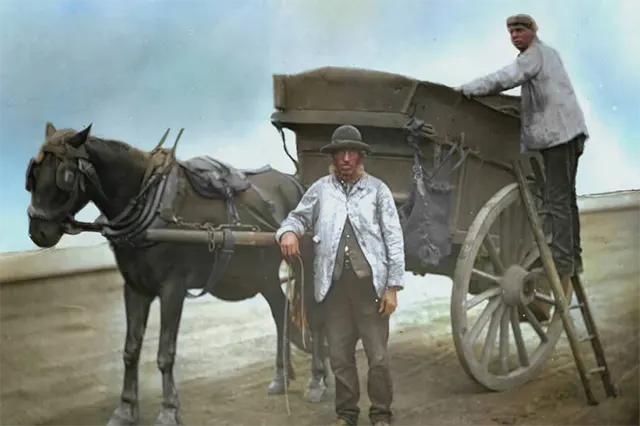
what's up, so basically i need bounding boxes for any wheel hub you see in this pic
[499,265,536,307]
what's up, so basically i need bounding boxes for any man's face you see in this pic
[333,149,362,178]
[509,26,535,51]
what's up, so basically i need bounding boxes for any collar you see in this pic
[331,172,368,195]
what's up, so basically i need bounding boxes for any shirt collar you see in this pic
[332,173,368,195]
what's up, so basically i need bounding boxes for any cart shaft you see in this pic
[145,229,277,246]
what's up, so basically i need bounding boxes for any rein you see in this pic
[60,128,182,240]
[282,253,305,416]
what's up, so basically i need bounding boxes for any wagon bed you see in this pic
[271,66,526,274]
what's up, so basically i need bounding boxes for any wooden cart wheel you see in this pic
[280,260,313,354]
[451,182,572,391]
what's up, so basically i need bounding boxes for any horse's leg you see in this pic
[108,283,153,426]
[303,295,330,403]
[297,241,330,403]
[262,284,296,395]
[152,282,186,426]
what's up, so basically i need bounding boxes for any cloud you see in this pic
[3,0,638,252]
[574,93,640,194]
[618,3,640,55]
[177,121,298,174]
[62,31,638,252]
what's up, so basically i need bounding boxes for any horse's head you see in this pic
[26,122,94,248]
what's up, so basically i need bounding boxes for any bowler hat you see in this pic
[320,125,372,155]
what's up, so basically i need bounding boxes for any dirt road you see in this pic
[1,207,638,425]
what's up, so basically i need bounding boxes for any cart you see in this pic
[267,66,617,403]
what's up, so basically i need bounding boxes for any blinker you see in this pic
[25,149,46,193]
[56,162,78,192]
[25,157,36,192]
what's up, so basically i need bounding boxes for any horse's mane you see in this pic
[43,128,150,168]
[86,135,150,164]
[83,135,151,194]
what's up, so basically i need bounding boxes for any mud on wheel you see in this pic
[451,182,573,391]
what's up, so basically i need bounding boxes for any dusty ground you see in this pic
[1,207,638,426]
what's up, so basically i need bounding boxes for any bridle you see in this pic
[26,128,181,241]
[26,142,109,230]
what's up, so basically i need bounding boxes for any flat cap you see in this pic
[506,14,538,32]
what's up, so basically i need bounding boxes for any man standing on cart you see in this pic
[456,14,588,318]
[276,124,405,426]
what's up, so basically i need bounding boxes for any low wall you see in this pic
[1,190,638,284]
[0,243,116,284]
[576,190,639,213]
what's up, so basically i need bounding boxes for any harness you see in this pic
[26,142,110,224]
[26,128,239,299]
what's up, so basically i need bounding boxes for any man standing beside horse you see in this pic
[276,124,405,426]
[456,14,588,318]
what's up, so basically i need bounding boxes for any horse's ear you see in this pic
[45,122,56,138]
[67,123,92,148]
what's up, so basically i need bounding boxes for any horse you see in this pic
[25,122,330,425]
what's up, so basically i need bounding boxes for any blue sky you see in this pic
[1,0,638,252]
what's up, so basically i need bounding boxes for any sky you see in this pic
[1,0,638,253]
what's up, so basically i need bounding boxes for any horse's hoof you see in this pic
[267,376,287,395]
[153,408,181,426]
[267,377,286,395]
[303,376,328,403]
[107,403,139,426]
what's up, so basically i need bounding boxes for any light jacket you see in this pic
[275,172,405,303]
[460,37,589,152]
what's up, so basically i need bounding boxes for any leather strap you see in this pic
[186,228,236,298]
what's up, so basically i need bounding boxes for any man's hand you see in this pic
[279,231,300,259]
[379,287,399,316]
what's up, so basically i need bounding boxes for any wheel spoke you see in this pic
[499,306,511,375]
[464,296,501,347]
[515,200,529,263]
[510,306,530,367]
[521,305,548,342]
[534,291,557,306]
[483,237,504,274]
[499,207,512,266]
[471,268,501,284]
[520,248,539,270]
[467,286,501,310]
[481,303,505,368]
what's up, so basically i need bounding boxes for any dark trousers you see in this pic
[540,134,585,277]
[323,266,393,425]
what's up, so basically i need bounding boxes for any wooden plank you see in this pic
[401,80,420,114]
[273,75,286,109]
[271,110,409,130]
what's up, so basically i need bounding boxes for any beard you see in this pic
[329,163,365,182]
